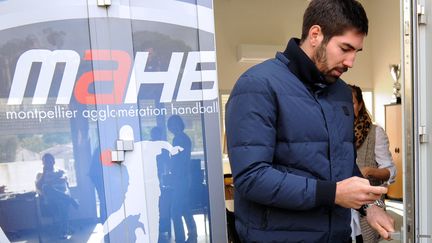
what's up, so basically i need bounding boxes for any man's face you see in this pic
[313,29,365,83]
[43,161,54,171]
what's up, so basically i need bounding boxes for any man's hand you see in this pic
[170,146,184,156]
[366,205,395,240]
[335,176,387,208]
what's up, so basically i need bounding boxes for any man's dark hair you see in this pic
[300,0,368,43]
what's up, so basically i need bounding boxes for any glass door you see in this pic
[0,1,116,242]
[92,0,225,242]
[0,0,226,242]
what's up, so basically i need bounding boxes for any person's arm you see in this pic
[154,141,184,156]
[35,172,43,193]
[335,176,387,209]
[360,126,396,183]
[360,167,390,181]
[366,204,395,240]
[157,141,173,153]
[375,126,397,183]
[339,123,389,208]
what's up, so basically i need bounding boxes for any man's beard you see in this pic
[313,43,345,83]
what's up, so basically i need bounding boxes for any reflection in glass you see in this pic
[0,3,216,241]
[35,153,79,239]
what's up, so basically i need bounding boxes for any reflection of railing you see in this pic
[0,158,76,193]
[0,160,43,193]
[0,103,71,135]
[191,150,204,160]
[0,191,38,234]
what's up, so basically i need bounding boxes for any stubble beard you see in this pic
[313,43,339,83]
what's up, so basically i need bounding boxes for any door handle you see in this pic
[111,139,134,163]
[390,231,401,240]
[97,0,111,7]
[116,139,134,151]
[389,226,405,241]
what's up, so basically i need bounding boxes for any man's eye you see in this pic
[341,47,349,52]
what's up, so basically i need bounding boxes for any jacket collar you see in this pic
[282,38,328,90]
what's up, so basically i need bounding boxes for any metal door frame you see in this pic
[403,0,432,242]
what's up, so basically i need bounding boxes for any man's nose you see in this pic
[343,53,356,68]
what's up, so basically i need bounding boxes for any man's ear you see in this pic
[308,25,324,47]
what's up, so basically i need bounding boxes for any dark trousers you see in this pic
[171,188,197,243]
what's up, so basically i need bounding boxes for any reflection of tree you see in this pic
[132,31,192,136]
[133,31,191,50]
[43,28,66,47]
[0,35,38,97]
[43,132,71,145]
[0,136,18,162]
[133,31,191,71]
[17,133,71,154]
[0,133,71,163]
[19,135,45,153]
[0,27,66,98]
[0,27,68,161]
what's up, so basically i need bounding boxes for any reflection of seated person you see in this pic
[35,153,78,239]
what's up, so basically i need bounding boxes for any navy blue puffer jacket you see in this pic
[226,52,357,242]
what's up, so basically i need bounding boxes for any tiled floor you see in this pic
[6,214,211,243]
[5,200,404,243]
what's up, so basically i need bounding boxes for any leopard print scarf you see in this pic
[354,110,372,149]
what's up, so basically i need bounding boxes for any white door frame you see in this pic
[403,0,432,242]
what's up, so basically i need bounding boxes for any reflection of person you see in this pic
[89,147,107,223]
[349,85,396,243]
[151,126,173,243]
[225,0,395,242]
[167,115,197,243]
[102,163,144,243]
[102,125,182,243]
[35,153,78,239]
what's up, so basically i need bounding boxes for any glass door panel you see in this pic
[0,1,117,242]
[0,1,225,243]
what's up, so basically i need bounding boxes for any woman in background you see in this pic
[349,85,397,243]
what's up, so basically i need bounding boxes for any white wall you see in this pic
[214,0,375,91]
[366,0,401,127]
[214,0,400,126]
[214,0,309,91]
